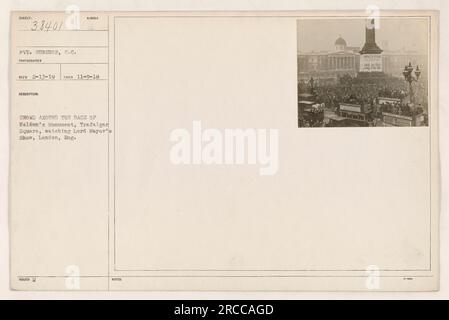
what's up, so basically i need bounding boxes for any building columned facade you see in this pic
[298,37,360,84]
[298,35,427,84]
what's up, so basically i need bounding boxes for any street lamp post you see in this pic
[402,62,421,105]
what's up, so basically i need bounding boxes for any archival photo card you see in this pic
[8,10,439,292]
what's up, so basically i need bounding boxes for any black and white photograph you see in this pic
[297,17,429,127]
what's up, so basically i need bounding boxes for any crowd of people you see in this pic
[298,74,428,113]
[298,74,428,127]
[378,100,424,117]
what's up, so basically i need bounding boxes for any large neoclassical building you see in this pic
[297,36,427,84]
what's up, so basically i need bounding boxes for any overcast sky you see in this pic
[297,18,429,54]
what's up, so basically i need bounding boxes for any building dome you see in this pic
[335,36,347,46]
[334,36,347,52]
